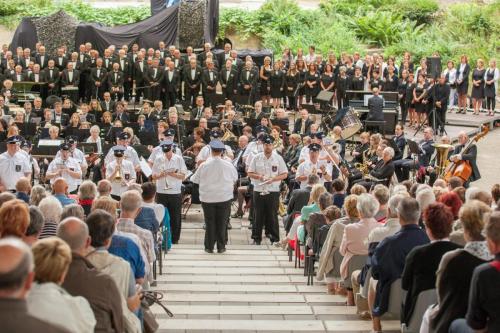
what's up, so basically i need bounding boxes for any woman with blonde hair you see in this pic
[456,55,470,114]
[27,238,96,333]
[260,56,272,106]
[484,58,499,116]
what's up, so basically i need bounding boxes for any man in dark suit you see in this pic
[133,53,148,103]
[239,60,258,103]
[293,109,313,135]
[357,146,396,190]
[197,42,212,65]
[273,108,290,129]
[190,96,205,120]
[171,49,184,70]
[107,63,124,101]
[201,60,219,107]
[43,59,60,97]
[433,74,450,136]
[52,48,68,72]
[76,44,90,102]
[392,124,406,161]
[163,61,180,107]
[394,127,435,182]
[144,58,163,101]
[401,202,460,327]
[112,101,129,123]
[10,65,27,82]
[116,49,131,101]
[284,174,318,232]
[220,58,238,101]
[217,43,232,70]
[367,87,385,122]
[18,48,33,69]
[450,131,480,186]
[371,197,429,332]
[182,58,202,107]
[90,58,107,100]
[35,45,49,69]
[100,92,116,113]
[79,103,96,123]
[52,101,69,128]
[60,62,80,103]
[102,48,115,72]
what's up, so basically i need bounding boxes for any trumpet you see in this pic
[114,160,123,182]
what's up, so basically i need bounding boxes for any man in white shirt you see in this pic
[296,143,333,189]
[106,146,136,200]
[192,139,238,253]
[55,136,88,179]
[0,136,31,192]
[247,134,288,245]
[46,142,82,194]
[196,129,234,166]
[152,140,187,244]
[147,128,182,167]
[104,132,140,171]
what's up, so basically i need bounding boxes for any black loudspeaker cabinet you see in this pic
[426,56,442,79]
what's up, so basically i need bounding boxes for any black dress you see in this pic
[304,71,320,100]
[456,63,470,95]
[470,68,485,99]
[414,84,426,114]
[349,75,365,91]
[260,66,272,96]
[285,72,298,97]
[320,73,335,92]
[484,68,497,98]
[383,74,398,91]
[298,69,307,95]
[269,70,284,98]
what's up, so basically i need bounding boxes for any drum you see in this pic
[339,107,362,138]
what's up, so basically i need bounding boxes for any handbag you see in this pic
[141,291,174,333]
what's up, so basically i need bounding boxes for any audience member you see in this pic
[29,185,47,206]
[52,178,76,207]
[57,217,125,333]
[78,180,98,216]
[0,199,29,239]
[38,196,63,239]
[15,177,31,204]
[61,203,85,221]
[27,238,96,333]
[0,238,70,333]
[25,206,44,246]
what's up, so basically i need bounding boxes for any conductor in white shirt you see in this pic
[192,139,238,253]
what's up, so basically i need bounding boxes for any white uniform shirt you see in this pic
[47,157,82,193]
[0,151,31,190]
[106,159,136,197]
[196,144,233,163]
[248,152,288,193]
[192,156,238,203]
[152,153,187,195]
[296,159,333,189]
[55,148,87,185]
[148,145,181,164]
[298,146,330,163]
[105,145,140,168]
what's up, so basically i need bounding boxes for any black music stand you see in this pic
[78,143,98,155]
[14,122,37,138]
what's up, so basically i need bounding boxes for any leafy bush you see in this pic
[394,0,438,25]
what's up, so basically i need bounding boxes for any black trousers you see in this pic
[201,200,231,251]
[157,192,183,244]
[435,106,447,134]
[400,99,408,124]
[252,191,280,243]
[164,90,177,107]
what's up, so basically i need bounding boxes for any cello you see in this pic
[443,125,489,182]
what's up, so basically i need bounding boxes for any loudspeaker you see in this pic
[426,56,442,79]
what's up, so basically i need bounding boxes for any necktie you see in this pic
[197,108,202,119]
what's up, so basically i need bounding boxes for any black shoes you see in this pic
[204,248,213,253]
[231,211,243,218]
[205,248,226,253]
[252,240,261,245]
[217,248,226,254]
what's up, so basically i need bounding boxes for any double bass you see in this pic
[443,125,488,182]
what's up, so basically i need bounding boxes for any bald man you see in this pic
[52,178,76,207]
[57,218,124,333]
[0,238,70,333]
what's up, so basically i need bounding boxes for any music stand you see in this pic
[316,90,334,103]
[78,143,98,155]
[13,81,43,103]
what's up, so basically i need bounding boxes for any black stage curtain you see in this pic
[75,6,179,55]
[9,18,38,52]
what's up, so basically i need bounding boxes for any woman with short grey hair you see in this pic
[78,180,98,216]
[38,196,63,239]
[339,193,381,305]
[30,185,48,206]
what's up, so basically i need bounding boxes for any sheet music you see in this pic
[139,157,152,177]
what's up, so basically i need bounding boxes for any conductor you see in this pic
[192,139,238,253]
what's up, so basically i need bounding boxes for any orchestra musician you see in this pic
[354,146,395,190]
[293,109,312,136]
[104,131,141,172]
[106,145,136,200]
[46,142,82,194]
[394,127,435,182]
[0,136,31,192]
[449,131,480,187]
[247,134,288,245]
[152,140,187,244]
[296,143,333,189]
[392,124,406,160]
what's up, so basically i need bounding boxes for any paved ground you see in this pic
[471,126,500,192]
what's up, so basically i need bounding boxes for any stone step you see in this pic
[153,304,314,315]
[156,274,293,283]
[164,254,291,261]
[160,293,306,303]
[159,283,327,293]
[169,249,286,255]
[163,260,294,267]
[160,266,302,275]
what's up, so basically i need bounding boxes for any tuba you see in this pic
[433,143,453,177]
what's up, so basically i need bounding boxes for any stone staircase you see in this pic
[151,209,400,332]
